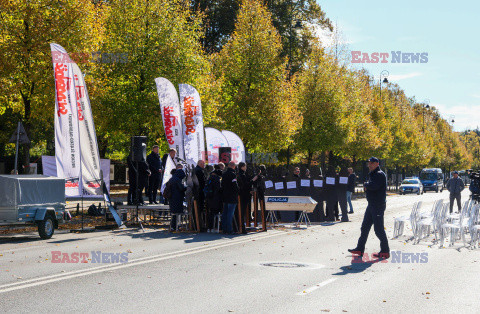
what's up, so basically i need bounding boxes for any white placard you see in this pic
[313,180,323,187]
[265,180,274,189]
[275,182,284,190]
[286,181,297,189]
[326,177,335,185]
[301,179,310,187]
[339,176,348,184]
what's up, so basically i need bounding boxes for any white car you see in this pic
[400,178,424,195]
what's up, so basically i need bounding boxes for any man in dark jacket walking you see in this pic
[221,161,239,234]
[168,169,186,231]
[349,157,390,259]
[147,145,162,204]
[446,171,465,213]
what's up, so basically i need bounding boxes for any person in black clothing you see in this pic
[337,168,349,222]
[137,158,151,205]
[237,162,252,234]
[324,167,338,221]
[147,145,162,204]
[252,164,267,228]
[349,157,390,259]
[194,160,206,229]
[221,161,239,234]
[205,169,222,232]
[127,153,136,205]
[168,169,187,231]
[127,152,151,205]
[347,167,356,214]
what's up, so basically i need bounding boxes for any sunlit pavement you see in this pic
[0,189,479,313]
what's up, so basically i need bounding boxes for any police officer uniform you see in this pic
[349,157,390,258]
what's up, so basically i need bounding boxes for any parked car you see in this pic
[419,168,444,192]
[400,178,424,195]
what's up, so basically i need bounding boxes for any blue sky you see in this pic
[317,0,479,131]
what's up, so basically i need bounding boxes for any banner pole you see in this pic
[14,122,20,174]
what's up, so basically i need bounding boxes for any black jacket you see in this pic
[347,173,356,192]
[365,166,387,207]
[206,173,222,210]
[237,169,252,199]
[147,152,162,177]
[169,169,186,214]
[221,168,239,204]
[194,165,206,192]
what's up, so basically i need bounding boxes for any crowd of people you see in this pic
[126,146,268,234]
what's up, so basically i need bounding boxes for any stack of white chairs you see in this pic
[415,200,444,243]
[393,201,422,238]
[440,200,476,247]
[468,203,480,248]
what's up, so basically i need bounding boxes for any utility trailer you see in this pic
[0,175,66,239]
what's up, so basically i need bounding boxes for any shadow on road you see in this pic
[116,228,254,244]
[332,257,386,276]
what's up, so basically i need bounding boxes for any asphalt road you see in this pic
[1,189,479,313]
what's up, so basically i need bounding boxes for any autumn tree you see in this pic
[0,0,99,168]
[94,0,209,158]
[210,0,302,152]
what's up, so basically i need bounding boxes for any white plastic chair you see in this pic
[440,202,472,247]
[468,204,480,248]
[416,200,444,243]
[393,201,422,238]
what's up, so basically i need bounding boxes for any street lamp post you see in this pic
[379,70,389,101]
[422,99,430,132]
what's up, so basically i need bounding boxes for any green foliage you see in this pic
[210,0,302,152]
[0,0,471,172]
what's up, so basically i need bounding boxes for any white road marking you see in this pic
[0,245,47,254]
[296,278,338,295]
[0,229,295,294]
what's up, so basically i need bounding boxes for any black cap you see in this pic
[368,157,380,163]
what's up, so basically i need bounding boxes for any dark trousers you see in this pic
[449,193,461,213]
[127,175,137,204]
[337,191,349,221]
[148,174,161,202]
[356,204,389,252]
[206,206,221,230]
[239,195,251,232]
[222,203,236,233]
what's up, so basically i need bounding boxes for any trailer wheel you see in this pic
[38,215,55,239]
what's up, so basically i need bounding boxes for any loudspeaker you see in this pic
[219,147,232,164]
[131,136,147,162]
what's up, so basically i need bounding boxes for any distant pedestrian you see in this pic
[347,167,356,214]
[446,171,464,213]
[349,157,390,259]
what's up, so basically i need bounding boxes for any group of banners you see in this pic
[155,78,245,167]
[50,43,246,198]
